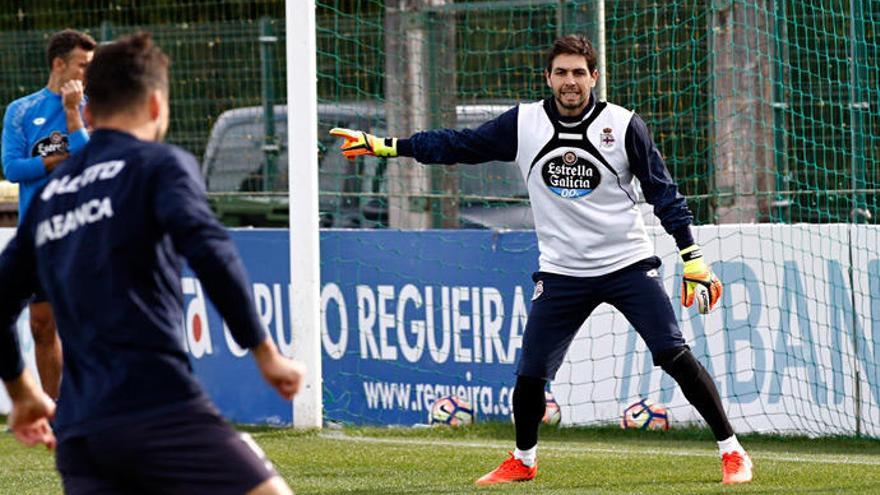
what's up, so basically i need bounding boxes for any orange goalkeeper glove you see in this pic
[329,128,398,159]
[680,245,722,314]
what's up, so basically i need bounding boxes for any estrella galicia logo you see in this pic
[31,131,68,157]
[541,150,601,199]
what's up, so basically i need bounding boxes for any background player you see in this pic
[1,29,96,399]
[0,32,302,495]
[331,34,752,486]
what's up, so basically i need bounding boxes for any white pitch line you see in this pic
[315,432,880,467]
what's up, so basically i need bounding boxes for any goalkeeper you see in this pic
[332,35,751,486]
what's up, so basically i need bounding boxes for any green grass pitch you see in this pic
[2,422,879,494]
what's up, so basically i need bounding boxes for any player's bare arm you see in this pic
[61,79,85,133]
[252,336,305,401]
[4,369,56,449]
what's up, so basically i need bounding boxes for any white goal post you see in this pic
[287,0,323,429]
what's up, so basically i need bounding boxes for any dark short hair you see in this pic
[545,35,597,73]
[85,32,170,119]
[46,29,97,69]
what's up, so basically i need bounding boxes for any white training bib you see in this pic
[515,99,654,276]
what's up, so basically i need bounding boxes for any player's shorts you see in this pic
[56,409,277,495]
[517,256,685,381]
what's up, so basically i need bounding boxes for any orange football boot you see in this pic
[475,452,537,486]
[721,451,753,484]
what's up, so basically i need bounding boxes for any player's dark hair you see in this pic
[85,32,170,119]
[546,34,597,73]
[46,29,96,69]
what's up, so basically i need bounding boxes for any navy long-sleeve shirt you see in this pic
[397,96,694,249]
[0,129,266,439]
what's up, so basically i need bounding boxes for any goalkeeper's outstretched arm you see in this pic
[331,106,519,165]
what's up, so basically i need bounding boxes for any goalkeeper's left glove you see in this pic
[680,244,723,314]
[329,128,398,159]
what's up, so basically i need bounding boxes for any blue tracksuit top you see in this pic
[0,129,267,440]
[2,87,89,221]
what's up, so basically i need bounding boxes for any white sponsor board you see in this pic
[555,223,879,436]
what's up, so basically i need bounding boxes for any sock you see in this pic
[513,375,547,452]
[658,347,734,441]
[717,435,745,456]
[514,446,537,467]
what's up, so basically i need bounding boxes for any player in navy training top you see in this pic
[1,29,95,400]
[332,35,753,485]
[0,32,302,495]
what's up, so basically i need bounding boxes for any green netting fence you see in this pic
[0,1,875,227]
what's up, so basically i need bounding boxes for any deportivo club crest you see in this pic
[600,127,615,149]
[541,150,601,199]
[31,131,69,157]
